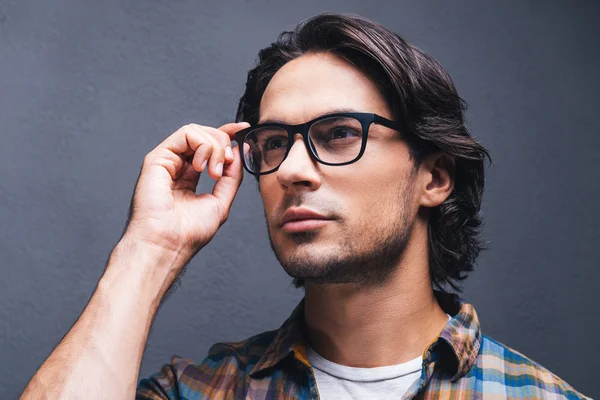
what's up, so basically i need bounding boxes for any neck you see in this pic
[302,219,449,368]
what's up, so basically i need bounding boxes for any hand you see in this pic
[121,121,250,264]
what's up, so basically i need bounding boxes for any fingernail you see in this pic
[216,162,223,177]
[201,160,208,170]
[225,146,233,160]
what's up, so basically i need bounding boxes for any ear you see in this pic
[418,152,455,208]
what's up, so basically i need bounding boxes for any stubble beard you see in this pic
[266,181,415,289]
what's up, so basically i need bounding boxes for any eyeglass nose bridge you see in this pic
[279,127,318,168]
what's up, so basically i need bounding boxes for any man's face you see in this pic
[258,52,420,286]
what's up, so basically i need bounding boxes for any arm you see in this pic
[20,121,249,400]
[20,236,182,400]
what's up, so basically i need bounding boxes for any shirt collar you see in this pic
[249,289,482,381]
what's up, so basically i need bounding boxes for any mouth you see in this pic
[280,207,333,233]
[281,218,332,233]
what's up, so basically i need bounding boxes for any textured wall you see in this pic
[1,1,598,398]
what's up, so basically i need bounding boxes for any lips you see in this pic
[280,208,331,227]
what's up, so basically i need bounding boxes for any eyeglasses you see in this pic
[234,112,405,176]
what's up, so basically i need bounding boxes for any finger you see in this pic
[149,124,217,181]
[218,122,251,163]
[191,124,236,164]
[211,138,244,220]
[151,123,250,182]
[187,125,224,180]
[192,122,250,178]
[172,158,201,192]
[198,128,225,180]
[217,121,251,139]
[191,140,213,173]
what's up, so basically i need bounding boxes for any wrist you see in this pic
[102,236,189,306]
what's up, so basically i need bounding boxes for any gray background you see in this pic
[1,0,598,398]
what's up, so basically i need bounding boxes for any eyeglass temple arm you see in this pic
[373,115,405,132]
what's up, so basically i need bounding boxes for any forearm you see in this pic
[21,237,185,400]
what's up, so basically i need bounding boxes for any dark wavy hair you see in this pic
[235,13,491,293]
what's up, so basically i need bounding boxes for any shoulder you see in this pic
[465,334,591,399]
[136,329,278,399]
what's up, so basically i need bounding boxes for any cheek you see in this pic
[332,155,411,221]
[259,178,280,219]
[329,169,388,225]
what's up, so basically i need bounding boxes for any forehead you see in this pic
[258,52,390,125]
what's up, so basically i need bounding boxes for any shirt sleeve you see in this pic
[136,355,194,400]
[136,344,247,399]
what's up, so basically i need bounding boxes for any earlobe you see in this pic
[420,153,455,208]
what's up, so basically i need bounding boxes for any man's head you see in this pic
[235,13,490,292]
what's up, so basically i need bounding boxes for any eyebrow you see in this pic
[257,107,362,125]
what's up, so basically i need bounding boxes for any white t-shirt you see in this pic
[305,314,452,399]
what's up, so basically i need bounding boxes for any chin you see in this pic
[273,237,337,264]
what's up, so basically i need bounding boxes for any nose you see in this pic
[276,133,322,193]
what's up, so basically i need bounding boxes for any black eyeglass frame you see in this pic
[234,112,405,176]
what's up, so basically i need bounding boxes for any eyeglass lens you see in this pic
[242,116,364,174]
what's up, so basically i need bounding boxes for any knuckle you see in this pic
[220,209,229,224]
[205,127,229,146]
[142,151,154,165]
[184,123,201,136]
[218,130,230,144]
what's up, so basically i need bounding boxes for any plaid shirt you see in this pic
[136,290,590,399]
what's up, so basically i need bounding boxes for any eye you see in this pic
[265,136,287,150]
[328,127,361,140]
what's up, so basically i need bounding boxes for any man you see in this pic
[21,12,589,400]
